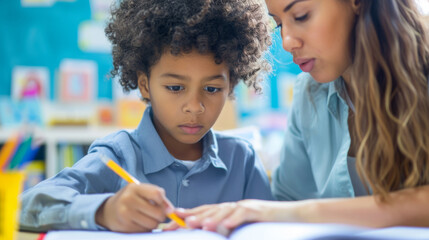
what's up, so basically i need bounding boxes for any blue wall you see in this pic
[0,1,301,107]
[0,0,113,100]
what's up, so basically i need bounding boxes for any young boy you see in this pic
[19,0,273,233]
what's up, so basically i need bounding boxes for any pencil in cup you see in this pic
[100,155,187,228]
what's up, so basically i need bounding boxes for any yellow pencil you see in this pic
[100,155,187,228]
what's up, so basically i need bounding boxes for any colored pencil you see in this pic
[100,155,187,228]
[0,134,21,171]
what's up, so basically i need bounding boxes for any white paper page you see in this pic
[45,229,226,240]
[230,222,366,240]
[357,226,429,239]
[44,223,429,240]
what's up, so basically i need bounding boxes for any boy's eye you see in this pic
[204,86,221,93]
[295,13,308,22]
[166,85,184,92]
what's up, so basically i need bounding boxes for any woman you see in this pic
[167,0,429,232]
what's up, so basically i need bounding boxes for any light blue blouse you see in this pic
[20,106,273,231]
[272,73,366,200]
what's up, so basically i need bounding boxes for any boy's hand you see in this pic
[95,183,172,232]
[161,220,180,231]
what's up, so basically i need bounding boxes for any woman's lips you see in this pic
[294,58,315,72]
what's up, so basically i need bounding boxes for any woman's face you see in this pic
[266,0,359,83]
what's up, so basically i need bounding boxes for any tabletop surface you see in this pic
[18,231,40,240]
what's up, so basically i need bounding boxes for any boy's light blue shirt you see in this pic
[272,73,360,201]
[20,106,273,231]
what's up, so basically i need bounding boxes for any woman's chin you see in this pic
[310,73,339,84]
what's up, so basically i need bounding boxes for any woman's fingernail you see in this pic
[186,215,196,224]
[176,208,185,213]
[217,224,229,236]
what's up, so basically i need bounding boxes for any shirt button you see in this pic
[182,179,189,187]
[81,219,89,229]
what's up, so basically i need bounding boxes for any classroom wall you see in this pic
[0,0,113,100]
[0,0,301,132]
[0,0,303,179]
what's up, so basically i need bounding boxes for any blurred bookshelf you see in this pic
[0,97,145,189]
[0,126,120,179]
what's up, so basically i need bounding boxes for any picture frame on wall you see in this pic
[12,66,50,100]
[58,59,97,103]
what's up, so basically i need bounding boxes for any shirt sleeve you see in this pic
[271,75,320,201]
[19,150,119,231]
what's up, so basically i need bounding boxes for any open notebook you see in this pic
[44,222,429,240]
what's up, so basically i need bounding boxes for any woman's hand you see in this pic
[168,199,303,234]
[95,183,173,232]
[165,186,429,232]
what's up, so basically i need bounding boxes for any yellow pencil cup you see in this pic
[0,172,25,240]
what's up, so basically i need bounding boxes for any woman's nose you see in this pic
[281,28,302,53]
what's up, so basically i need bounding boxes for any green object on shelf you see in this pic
[64,144,74,168]
[8,135,33,169]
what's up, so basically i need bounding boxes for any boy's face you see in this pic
[138,50,230,159]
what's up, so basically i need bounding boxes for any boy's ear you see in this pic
[137,71,150,100]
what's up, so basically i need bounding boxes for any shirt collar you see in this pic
[326,77,348,119]
[133,106,227,174]
[201,129,227,171]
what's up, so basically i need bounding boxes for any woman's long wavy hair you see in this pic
[349,0,429,199]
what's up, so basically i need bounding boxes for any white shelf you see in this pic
[0,126,120,178]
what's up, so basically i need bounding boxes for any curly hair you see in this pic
[105,0,272,99]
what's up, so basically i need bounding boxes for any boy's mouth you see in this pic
[179,125,203,134]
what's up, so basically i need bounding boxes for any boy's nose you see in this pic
[183,95,205,114]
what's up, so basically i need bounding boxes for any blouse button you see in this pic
[182,179,189,187]
[80,219,89,229]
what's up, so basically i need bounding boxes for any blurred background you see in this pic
[0,0,428,190]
